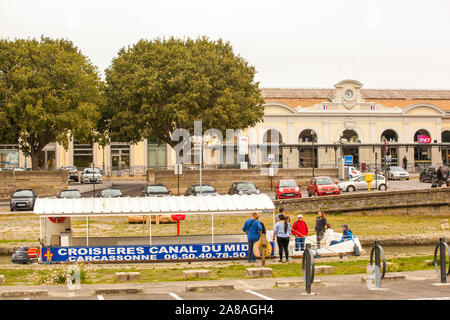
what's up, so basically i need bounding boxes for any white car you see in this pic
[348,166,361,178]
[81,167,103,184]
[386,166,410,180]
[338,174,389,192]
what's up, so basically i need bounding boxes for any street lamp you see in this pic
[311,130,315,177]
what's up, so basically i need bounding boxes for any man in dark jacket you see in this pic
[242,212,262,263]
[403,156,408,170]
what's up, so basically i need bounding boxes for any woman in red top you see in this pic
[292,214,308,251]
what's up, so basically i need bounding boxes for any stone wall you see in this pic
[0,171,68,200]
[274,187,450,216]
[146,168,339,194]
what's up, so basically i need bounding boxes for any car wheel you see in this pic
[419,176,424,182]
[379,184,387,191]
[10,207,14,212]
[346,185,355,192]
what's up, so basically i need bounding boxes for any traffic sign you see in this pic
[344,155,353,165]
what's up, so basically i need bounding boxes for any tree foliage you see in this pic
[0,36,104,168]
[103,36,265,147]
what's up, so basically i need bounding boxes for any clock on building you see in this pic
[344,89,354,100]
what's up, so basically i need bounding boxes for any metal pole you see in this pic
[149,215,152,245]
[211,213,214,244]
[302,243,315,294]
[375,241,381,288]
[86,216,89,247]
[440,239,446,283]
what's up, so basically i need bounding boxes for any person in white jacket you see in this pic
[320,224,334,247]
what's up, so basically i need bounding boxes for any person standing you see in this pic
[277,207,285,221]
[242,212,262,263]
[314,211,327,249]
[403,156,408,170]
[291,214,308,251]
[437,165,445,187]
[273,215,291,262]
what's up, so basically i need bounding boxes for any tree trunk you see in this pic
[31,146,45,170]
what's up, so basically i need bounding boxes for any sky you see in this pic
[1,0,450,89]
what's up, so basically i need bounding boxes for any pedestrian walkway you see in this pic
[1,269,448,300]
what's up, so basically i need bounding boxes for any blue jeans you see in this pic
[330,240,340,246]
[248,240,257,262]
[295,237,305,251]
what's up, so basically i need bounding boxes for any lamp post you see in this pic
[311,130,315,177]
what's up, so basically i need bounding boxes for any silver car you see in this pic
[386,166,410,180]
[81,167,103,184]
[338,174,389,192]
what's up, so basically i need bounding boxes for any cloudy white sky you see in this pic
[1,0,450,89]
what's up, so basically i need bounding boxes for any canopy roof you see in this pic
[33,194,275,217]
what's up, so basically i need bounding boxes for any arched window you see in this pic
[413,129,431,167]
[262,129,283,167]
[342,130,359,143]
[380,130,398,143]
[442,130,450,143]
[298,129,317,143]
[442,130,450,166]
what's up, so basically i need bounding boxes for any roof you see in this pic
[261,88,450,100]
[33,194,275,217]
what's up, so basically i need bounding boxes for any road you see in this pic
[3,269,450,301]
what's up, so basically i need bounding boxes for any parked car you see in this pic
[338,174,389,192]
[99,188,125,198]
[60,166,80,182]
[142,184,171,197]
[59,189,82,199]
[274,179,301,199]
[419,165,449,183]
[11,247,40,264]
[10,189,37,211]
[307,176,340,197]
[184,184,218,196]
[228,182,261,195]
[386,166,410,180]
[348,166,362,178]
[81,167,103,184]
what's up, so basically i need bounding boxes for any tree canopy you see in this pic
[103,36,265,147]
[0,36,104,168]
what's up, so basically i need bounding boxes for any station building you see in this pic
[2,79,450,172]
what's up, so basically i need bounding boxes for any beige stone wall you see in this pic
[147,168,338,194]
[274,187,450,216]
[0,171,68,200]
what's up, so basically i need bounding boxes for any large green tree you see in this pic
[102,36,265,147]
[0,36,104,168]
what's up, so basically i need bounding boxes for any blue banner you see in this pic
[41,242,274,263]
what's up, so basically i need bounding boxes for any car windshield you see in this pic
[147,186,168,193]
[236,183,256,190]
[316,177,334,185]
[101,189,122,197]
[85,168,100,174]
[279,180,297,187]
[390,166,404,171]
[12,190,33,198]
[60,190,82,198]
[194,185,216,192]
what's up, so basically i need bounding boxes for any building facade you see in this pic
[2,79,450,172]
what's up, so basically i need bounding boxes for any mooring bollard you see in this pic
[369,240,386,289]
[433,238,450,284]
[302,243,315,294]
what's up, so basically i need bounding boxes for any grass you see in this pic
[0,255,440,286]
[0,213,449,245]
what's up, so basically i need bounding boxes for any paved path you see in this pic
[1,269,449,300]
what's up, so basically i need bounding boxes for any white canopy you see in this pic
[33,194,275,217]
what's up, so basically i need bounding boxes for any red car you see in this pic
[307,176,340,197]
[275,179,301,199]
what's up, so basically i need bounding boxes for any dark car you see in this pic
[228,182,261,195]
[142,184,171,197]
[99,188,125,198]
[419,165,449,183]
[184,184,218,196]
[10,189,37,211]
[11,247,40,264]
[60,166,80,182]
[59,189,82,199]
